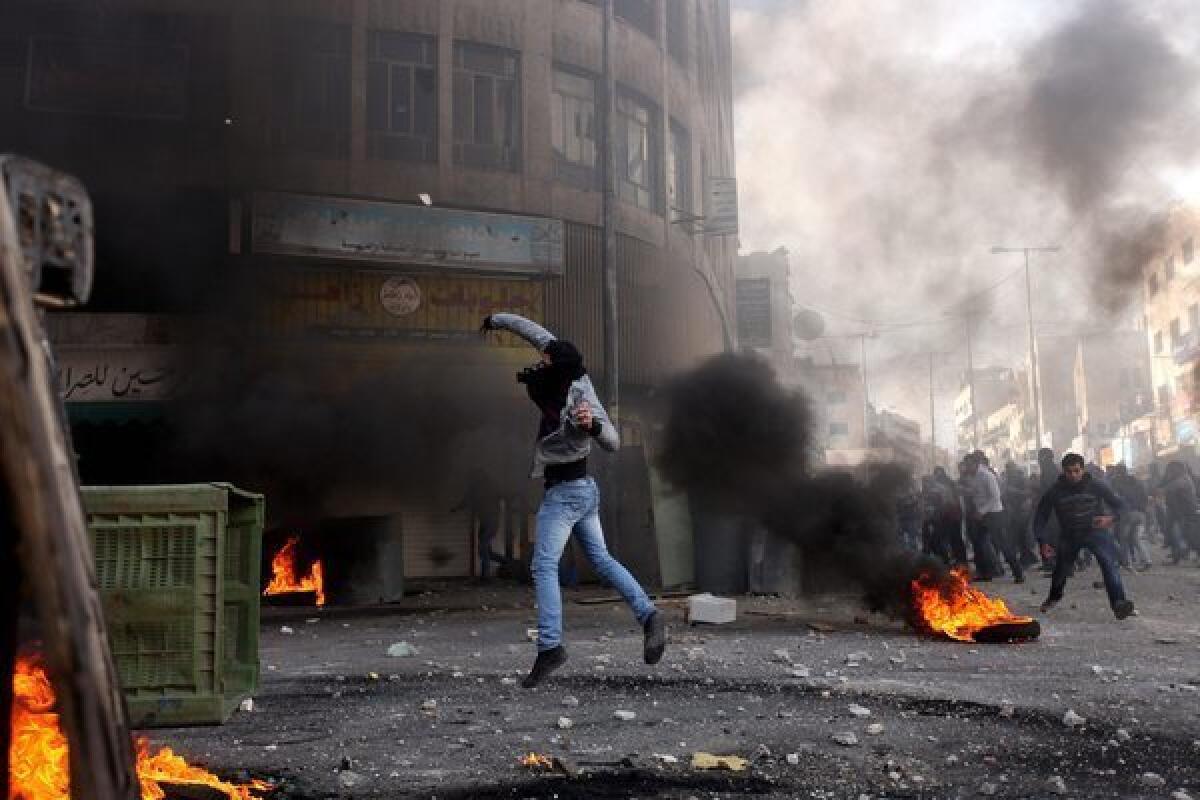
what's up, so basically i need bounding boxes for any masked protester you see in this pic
[481,313,665,687]
[1033,453,1135,619]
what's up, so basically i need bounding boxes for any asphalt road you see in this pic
[149,561,1200,799]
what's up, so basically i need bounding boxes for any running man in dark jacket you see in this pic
[1033,453,1135,619]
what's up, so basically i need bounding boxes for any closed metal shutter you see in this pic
[402,508,473,578]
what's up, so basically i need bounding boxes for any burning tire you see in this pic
[971,618,1041,643]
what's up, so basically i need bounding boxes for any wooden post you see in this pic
[0,158,139,800]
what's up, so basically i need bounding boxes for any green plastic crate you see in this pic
[82,484,263,727]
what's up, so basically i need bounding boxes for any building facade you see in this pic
[2,0,738,580]
[1142,207,1200,453]
[954,367,1018,455]
[871,408,923,472]
[1071,331,1153,464]
[735,247,794,378]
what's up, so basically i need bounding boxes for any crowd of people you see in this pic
[905,448,1200,618]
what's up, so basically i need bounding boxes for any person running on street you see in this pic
[481,312,666,688]
[1033,453,1135,619]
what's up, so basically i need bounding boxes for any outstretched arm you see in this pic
[483,313,556,352]
[1032,488,1056,543]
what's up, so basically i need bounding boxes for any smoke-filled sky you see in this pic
[731,0,1200,452]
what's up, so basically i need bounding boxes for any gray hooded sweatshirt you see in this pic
[489,312,620,478]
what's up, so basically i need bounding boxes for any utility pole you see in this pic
[929,352,937,469]
[601,0,618,422]
[991,245,1060,451]
[964,314,979,451]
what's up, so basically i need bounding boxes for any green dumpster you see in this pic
[82,484,263,727]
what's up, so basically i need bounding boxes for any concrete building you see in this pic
[3,0,737,584]
[1071,331,1153,465]
[792,359,872,463]
[735,247,794,378]
[980,402,1025,467]
[954,367,1018,454]
[871,407,923,471]
[1141,207,1200,453]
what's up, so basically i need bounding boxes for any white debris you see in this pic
[557,716,574,730]
[500,677,516,686]
[1116,728,1132,742]
[387,642,419,658]
[998,702,1015,718]
[1139,773,1167,788]
[653,753,679,764]
[1062,709,1086,728]
[562,695,580,708]
[420,699,437,712]
[848,704,872,718]
[771,649,791,663]
[786,753,801,765]
[1171,790,1194,800]
[526,628,539,641]
[831,732,859,747]
[1046,776,1068,795]
[979,782,998,796]
[687,593,737,624]
[889,653,907,665]
[945,755,960,765]
[1090,665,1105,675]
[337,771,364,788]
[866,723,885,736]
[791,667,812,678]
[238,697,255,713]
[613,710,637,722]
[279,626,294,635]
[846,652,871,663]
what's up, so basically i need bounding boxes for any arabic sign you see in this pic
[57,349,177,403]
[704,177,739,235]
[251,192,564,276]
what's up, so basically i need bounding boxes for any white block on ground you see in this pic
[688,593,737,624]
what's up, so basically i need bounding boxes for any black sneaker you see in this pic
[643,611,667,665]
[1113,600,1136,620]
[1040,598,1058,614]
[521,646,567,688]
[1013,574,1025,584]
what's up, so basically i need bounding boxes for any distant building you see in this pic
[1035,336,1082,454]
[954,367,1018,454]
[1141,207,1200,454]
[1072,331,1153,464]
[871,408,923,471]
[736,247,795,378]
[793,359,868,457]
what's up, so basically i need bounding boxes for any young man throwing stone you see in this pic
[482,312,666,687]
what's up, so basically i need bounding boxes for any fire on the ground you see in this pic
[262,535,326,607]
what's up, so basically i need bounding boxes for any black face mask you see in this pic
[517,361,573,415]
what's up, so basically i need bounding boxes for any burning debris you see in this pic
[262,535,326,606]
[658,354,1038,641]
[10,655,270,800]
[519,753,554,771]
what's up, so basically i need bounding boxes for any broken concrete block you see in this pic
[687,593,737,625]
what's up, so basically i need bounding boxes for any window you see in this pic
[667,119,692,216]
[1148,273,1159,296]
[1154,330,1164,354]
[827,390,847,405]
[1185,237,1195,265]
[1171,318,1181,349]
[666,0,688,64]
[551,66,598,189]
[1166,256,1176,281]
[829,422,850,437]
[367,32,436,162]
[616,88,662,212]
[736,278,771,347]
[615,0,657,39]
[271,21,351,158]
[453,42,520,171]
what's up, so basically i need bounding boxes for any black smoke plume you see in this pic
[657,354,947,617]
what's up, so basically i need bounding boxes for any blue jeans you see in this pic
[532,477,656,651]
[1048,529,1128,609]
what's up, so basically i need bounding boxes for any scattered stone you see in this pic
[846,652,871,663]
[832,732,859,747]
[500,677,517,686]
[557,716,574,730]
[771,649,791,663]
[791,667,811,679]
[1139,773,1167,788]
[613,710,637,722]
[979,783,997,796]
[387,642,418,658]
[998,702,1015,718]
[753,744,772,761]
[337,771,365,788]
[420,699,437,713]
[687,593,737,624]
[945,755,959,765]
[848,704,871,718]
[889,653,907,665]
[562,695,580,708]
[1062,709,1086,728]
[279,626,294,635]
[653,753,679,764]
[1046,776,1068,795]
[866,723,885,736]
[238,698,254,713]
[1116,728,1132,742]
[526,628,538,641]
[786,753,801,766]
[1090,665,1105,675]
[1171,790,1194,800]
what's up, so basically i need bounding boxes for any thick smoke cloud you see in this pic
[733,0,1200,432]
[657,354,945,617]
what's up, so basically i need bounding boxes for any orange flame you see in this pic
[262,535,326,606]
[519,752,553,770]
[9,655,271,800]
[910,567,1033,642]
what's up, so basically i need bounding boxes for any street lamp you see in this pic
[990,245,1060,450]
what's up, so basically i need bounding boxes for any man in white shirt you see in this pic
[966,453,1025,583]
